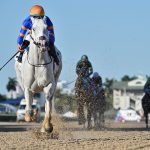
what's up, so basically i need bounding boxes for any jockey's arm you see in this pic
[76,61,82,75]
[17,16,32,50]
[88,62,93,76]
[76,66,81,75]
[46,16,55,45]
[89,67,93,76]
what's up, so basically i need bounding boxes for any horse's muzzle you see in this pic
[39,36,46,41]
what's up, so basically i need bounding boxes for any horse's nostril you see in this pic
[45,42,49,47]
[39,36,46,40]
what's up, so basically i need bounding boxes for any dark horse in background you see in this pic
[92,85,106,129]
[75,67,94,129]
[142,92,150,128]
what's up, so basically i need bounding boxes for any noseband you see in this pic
[30,35,49,51]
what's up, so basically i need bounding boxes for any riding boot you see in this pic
[17,52,24,63]
[49,44,59,65]
[17,40,30,63]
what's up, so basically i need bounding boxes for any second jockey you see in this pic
[76,55,93,77]
[17,5,59,65]
[92,72,103,88]
[92,72,103,97]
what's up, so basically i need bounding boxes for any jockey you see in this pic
[76,55,93,77]
[144,77,150,95]
[17,5,59,65]
[92,72,103,97]
[92,72,102,87]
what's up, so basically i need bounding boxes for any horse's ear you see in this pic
[43,16,47,23]
[31,16,36,24]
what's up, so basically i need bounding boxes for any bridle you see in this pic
[27,34,52,67]
[30,34,49,50]
[30,35,40,48]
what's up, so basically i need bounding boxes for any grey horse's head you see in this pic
[31,17,49,51]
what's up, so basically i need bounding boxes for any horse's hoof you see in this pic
[25,115,32,122]
[40,127,46,133]
[78,122,83,125]
[87,126,92,130]
[41,123,53,133]
[40,127,53,133]
[45,126,53,133]
[46,123,53,132]
[87,123,92,130]
[25,110,33,122]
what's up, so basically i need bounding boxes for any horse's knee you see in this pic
[45,94,51,101]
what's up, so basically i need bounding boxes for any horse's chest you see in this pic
[34,71,51,87]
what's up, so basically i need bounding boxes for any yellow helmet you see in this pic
[30,5,45,16]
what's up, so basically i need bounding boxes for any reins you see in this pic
[30,35,40,48]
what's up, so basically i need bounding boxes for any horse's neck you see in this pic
[28,44,50,64]
[145,93,150,99]
[79,77,92,91]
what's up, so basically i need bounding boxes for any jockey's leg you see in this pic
[48,44,59,65]
[17,40,30,63]
[17,52,23,63]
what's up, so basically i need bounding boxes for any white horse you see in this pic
[15,17,62,132]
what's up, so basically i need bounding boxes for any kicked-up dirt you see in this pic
[0,115,150,150]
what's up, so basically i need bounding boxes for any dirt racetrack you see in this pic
[0,115,150,150]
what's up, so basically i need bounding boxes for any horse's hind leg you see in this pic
[93,110,97,129]
[99,112,105,128]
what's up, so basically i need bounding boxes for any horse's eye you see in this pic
[32,28,35,31]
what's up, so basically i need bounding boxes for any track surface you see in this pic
[0,117,150,150]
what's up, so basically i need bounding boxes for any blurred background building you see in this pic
[112,76,146,111]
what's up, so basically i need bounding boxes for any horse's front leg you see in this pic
[41,81,56,132]
[93,109,97,129]
[77,97,86,125]
[145,112,148,128]
[87,101,92,129]
[24,88,33,122]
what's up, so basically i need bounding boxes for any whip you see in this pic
[0,51,19,71]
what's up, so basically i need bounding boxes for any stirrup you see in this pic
[54,58,59,65]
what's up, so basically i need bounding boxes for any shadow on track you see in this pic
[0,126,27,132]
[105,127,150,132]
[63,126,150,132]
[0,124,38,132]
